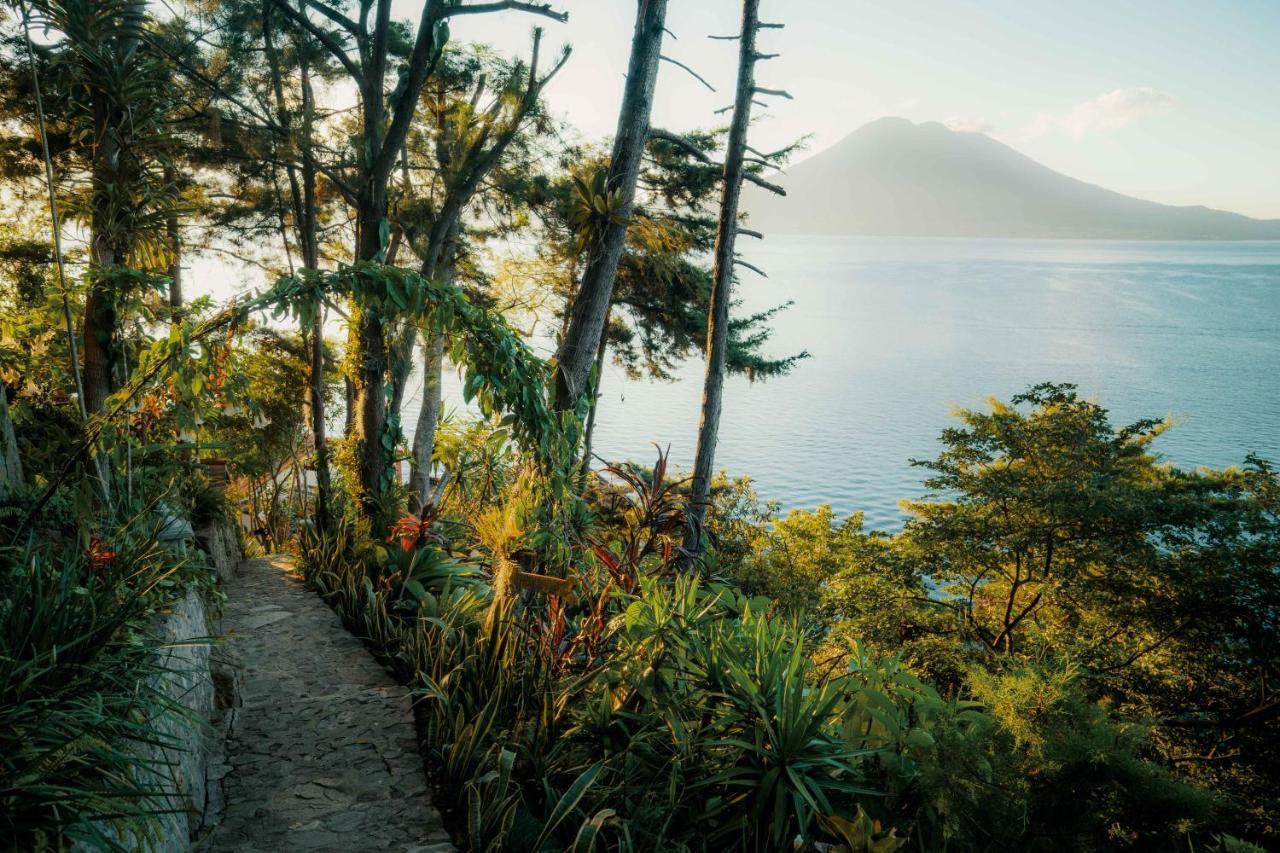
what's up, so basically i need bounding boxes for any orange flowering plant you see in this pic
[86,532,116,572]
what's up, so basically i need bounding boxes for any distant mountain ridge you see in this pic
[743,117,1280,240]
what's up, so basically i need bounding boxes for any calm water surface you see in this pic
[425,237,1280,530]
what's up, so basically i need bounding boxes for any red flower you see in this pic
[87,533,116,572]
[387,513,424,553]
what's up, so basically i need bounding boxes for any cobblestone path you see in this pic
[210,556,453,853]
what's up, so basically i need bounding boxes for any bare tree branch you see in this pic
[744,171,785,195]
[298,0,359,36]
[733,257,768,277]
[444,0,568,22]
[537,43,572,89]
[746,143,794,160]
[269,0,361,79]
[659,54,715,92]
[754,86,792,99]
[371,0,444,182]
[736,227,763,239]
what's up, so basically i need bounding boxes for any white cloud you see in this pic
[942,116,994,134]
[1026,87,1177,139]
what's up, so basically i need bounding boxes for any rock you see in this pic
[197,517,244,583]
[156,502,196,543]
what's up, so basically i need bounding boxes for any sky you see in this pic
[434,0,1280,219]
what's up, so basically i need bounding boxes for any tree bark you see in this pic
[346,0,421,523]
[685,0,761,552]
[388,204,456,421]
[81,287,116,417]
[265,0,332,529]
[553,0,668,412]
[352,297,388,520]
[408,331,445,510]
[579,314,609,480]
[343,374,355,436]
[298,33,332,530]
[407,220,459,510]
[83,97,123,416]
[83,0,146,418]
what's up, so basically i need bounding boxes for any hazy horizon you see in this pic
[741,116,1280,239]
[431,0,1280,220]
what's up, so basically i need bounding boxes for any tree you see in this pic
[541,141,803,474]
[0,384,21,498]
[260,0,335,528]
[147,0,349,529]
[6,0,181,421]
[260,0,565,523]
[552,0,668,413]
[706,383,1280,845]
[685,0,791,552]
[900,383,1280,835]
[392,33,570,509]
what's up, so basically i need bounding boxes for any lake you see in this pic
[420,237,1280,531]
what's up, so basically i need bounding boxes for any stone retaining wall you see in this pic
[74,516,243,851]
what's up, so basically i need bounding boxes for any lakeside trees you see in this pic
[723,384,1280,846]
[0,0,1276,850]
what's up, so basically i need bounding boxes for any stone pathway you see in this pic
[209,556,453,853]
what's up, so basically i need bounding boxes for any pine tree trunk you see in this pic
[343,375,355,436]
[407,222,458,510]
[409,330,444,510]
[299,41,331,531]
[686,0,761,552]
[388,204,455,421]
[388,325,416,421]
[553,0,668,412]
[83,106,122,417]
[579,316,610,480]
[265,3,332,529]
[83,0,147,419]
[81,287,115,417]
[352,178,392,520]
[352,299,388,520]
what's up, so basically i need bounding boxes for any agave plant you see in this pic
[697,613,881,850]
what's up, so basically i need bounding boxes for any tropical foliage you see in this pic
[0,0,1274,849]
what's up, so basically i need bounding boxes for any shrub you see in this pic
[0,529,193,850]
